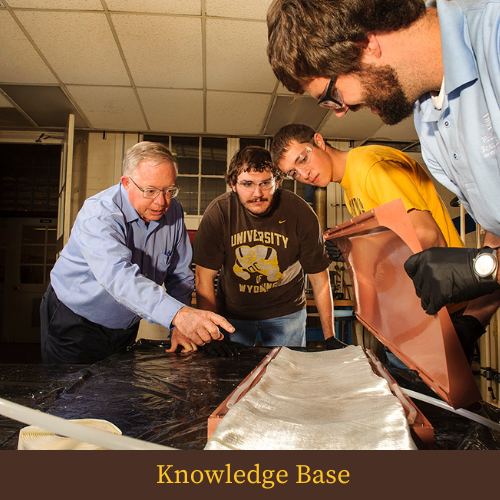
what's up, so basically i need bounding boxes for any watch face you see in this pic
[475,253,496,277]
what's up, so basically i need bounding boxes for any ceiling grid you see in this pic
[0,0,419,145]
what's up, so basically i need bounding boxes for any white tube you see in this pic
[0,397,177,450]
[401,389,500,433]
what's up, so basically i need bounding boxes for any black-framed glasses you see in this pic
[236,178,276,192]
[129,177,179,199]
[317,77,344,110]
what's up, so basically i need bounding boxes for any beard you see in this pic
[359,64,415,125]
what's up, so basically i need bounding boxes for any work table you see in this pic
[0,342,499,450]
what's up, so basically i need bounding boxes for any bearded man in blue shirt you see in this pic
[267,0,500,353]
[41,141,234,364]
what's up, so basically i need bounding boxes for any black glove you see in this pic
[404,247,500,315]
[325,239,345,262]
[325,336,347,350]
[450,311,486,365]
[201,338,240,357]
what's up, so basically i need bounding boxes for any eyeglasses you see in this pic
[129,177,179,199]
[285,141,315,180]
[317,77,344,110]
[236,178,276,192]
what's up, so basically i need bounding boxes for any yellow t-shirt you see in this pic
[340,145,464,248]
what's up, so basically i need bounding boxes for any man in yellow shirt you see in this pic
[270,123,500,363]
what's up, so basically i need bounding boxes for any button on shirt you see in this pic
[415,0,500,237]
[50,183,194,330]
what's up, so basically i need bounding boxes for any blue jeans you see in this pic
[226,309,307,347]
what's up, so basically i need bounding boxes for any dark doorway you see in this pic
[0,143,60,363]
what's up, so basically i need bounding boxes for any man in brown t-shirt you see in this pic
[193,146,342,352]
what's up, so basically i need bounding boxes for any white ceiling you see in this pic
[0,0,419,145]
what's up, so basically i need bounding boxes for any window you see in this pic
[0,144,60,216]
[282,177,306,200]
[143,135,311,217]
[145,135,228,216]
[20,224,56,284]
[239,137,266,149]
[200,138,227,214]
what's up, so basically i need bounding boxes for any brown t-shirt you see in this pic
[193,189,330,320]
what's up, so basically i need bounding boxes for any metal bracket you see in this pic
[480,367,500,383]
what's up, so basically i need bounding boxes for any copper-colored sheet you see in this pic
[324,198,481,409]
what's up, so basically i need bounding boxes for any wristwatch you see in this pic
[473,247,499,282]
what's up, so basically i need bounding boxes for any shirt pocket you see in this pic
[157,252,173,273]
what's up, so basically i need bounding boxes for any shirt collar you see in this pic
[417,0,478,121]
[431,77,446,110]
[119,182,141,223]
[436,0,477,94]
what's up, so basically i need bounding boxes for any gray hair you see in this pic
[122,141,178,176]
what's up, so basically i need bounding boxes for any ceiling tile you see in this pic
[370,116,419,142]
[6,0,103,8]
[0,108,34,128]
[15,10,130,85]
[138,88,204,134]
[319,108,386,141]
[277,83,293,95]
[0,11,57,84]
[105,0,201,15]
[206,91,271,135]
[205,0,270,19]
[0,84,88,127]
[66,85,147,131]
[112,14,203,88]
[206,18,275,92]
[0,93,13,107]
[0,0,421,147]
[265,95,329,136]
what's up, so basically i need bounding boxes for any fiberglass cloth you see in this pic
[205,346,417,450]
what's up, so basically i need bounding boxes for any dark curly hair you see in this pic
[225,146,284,187]
[267,0,426,94]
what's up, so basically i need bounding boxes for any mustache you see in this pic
[248,197,268,202]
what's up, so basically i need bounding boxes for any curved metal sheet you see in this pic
[324,198,481,409]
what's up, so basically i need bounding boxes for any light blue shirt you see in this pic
[50,183,194,329]
[415,0,500,237]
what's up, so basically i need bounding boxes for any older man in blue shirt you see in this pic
[41,141,234,364]
[267,0,500,354]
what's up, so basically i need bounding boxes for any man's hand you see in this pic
[165,329,198,354]
[404,247,500,315]
[171,306,235,345]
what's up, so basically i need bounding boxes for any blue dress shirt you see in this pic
[415,0,500,237]
[50,183,194,330]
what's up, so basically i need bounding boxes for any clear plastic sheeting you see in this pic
[205,346,418,450]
